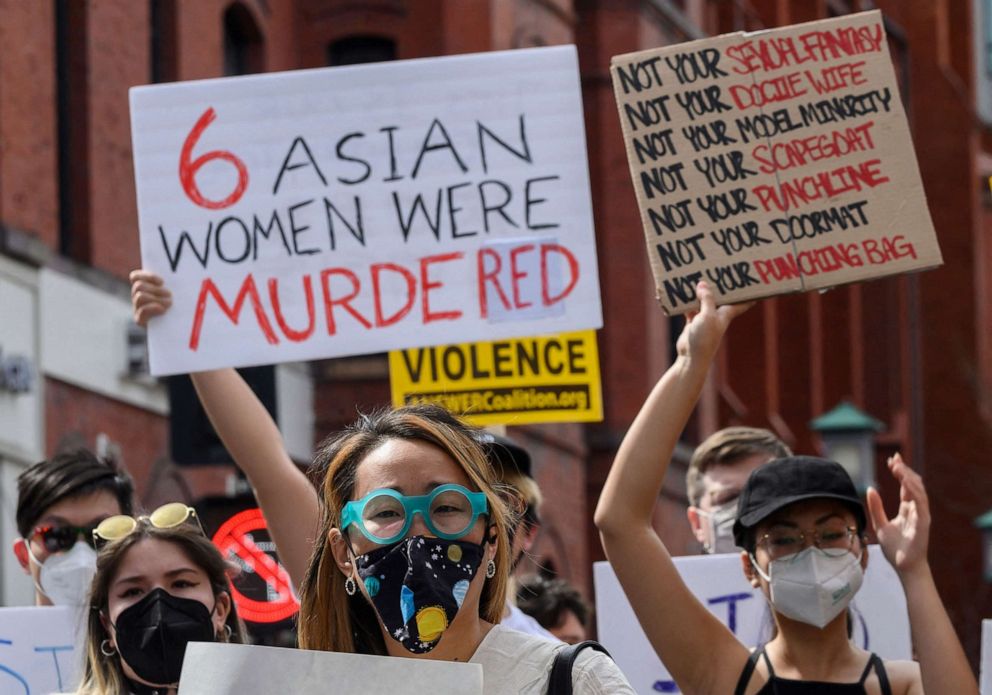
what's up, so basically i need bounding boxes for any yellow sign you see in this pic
[388,331,603,426]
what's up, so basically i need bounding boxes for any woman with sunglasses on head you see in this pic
[74,503,246,695]
[594,282,978,695]
[129,270,632,693]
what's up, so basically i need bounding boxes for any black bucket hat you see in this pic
[732,456,867,548]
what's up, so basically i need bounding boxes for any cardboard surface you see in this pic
[388,330,603,425]
[178,642,483,695]
[594,547,912,694]
[131,46,601,375]
[611,11,942,314]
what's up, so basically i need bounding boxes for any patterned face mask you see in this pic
[355,535,483,653]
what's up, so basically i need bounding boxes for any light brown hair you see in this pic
[686,427,791,506]
[75,522,246,695]
[297,404,511,654]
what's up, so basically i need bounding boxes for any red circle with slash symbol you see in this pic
[212,508,298,623]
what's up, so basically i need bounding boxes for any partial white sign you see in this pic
[0,607,81,695]
[981,619,992,695]
[594,546,911,694]
[130,46,601,376]
[178,642,483,694]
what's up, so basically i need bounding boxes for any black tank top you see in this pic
[733,647,893,695]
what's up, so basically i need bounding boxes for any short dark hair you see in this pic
[16,449,134,538]
[516,574,590,629]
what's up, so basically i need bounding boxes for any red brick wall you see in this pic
[44,378,230,507]
[0,1,59,248]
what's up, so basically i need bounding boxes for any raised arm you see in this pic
[866,454,979,695]
[593,282,752,695]
[131,270,320,589]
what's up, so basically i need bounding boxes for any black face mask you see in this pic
[112,588,218,687]
[355,536,484,654]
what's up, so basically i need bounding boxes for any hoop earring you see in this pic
[100,639,116,657]
[217,623,233,642]
[485,560,496,579]
[345,576,357,596]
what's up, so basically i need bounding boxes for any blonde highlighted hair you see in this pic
[297,404,512,654]
[75,522,246,695]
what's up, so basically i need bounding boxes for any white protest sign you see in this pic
[594,546,911,694]
[0,607,82,694]
[130,46,601,376]
[611,10,942,315]
[982,619,992,695]
[178,642,483,694]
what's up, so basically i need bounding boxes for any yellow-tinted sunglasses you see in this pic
[92,502,203,547]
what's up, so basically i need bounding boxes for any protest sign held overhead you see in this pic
[389,330,603,426]
[611,10,942,314]
[131,46,601,375]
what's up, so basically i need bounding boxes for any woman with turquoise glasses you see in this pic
[130,270,633,693]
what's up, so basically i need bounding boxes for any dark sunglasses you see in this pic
[30,524,99,553]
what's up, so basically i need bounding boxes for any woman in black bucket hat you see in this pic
[595,281,977,695]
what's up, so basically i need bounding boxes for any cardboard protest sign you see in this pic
[130,46,601,376]
[178,642,483,694]
[611,10,942,314]
[594,546,911,694]
[388,330,603,425]
[0,607,82,694]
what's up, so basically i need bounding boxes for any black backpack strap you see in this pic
[547,640,612,695]
[733,648,764,695]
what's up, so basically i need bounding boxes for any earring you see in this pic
[485,560,496,579]
[345,576,357,596]
[217,624,233,642]
[100,639,116,657]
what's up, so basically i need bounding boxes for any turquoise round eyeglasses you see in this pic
[340,484,489,545]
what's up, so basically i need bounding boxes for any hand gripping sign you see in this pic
[130,46,601,375]
[611,10,942,315]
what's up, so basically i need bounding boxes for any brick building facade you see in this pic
[0,0,988,665]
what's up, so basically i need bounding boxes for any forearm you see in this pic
[900,564,978,695]
[191,369,320,588]
[594,353,712,534]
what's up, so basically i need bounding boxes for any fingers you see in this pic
[696,280,717,315]
[129,269,172,327]
[865,486,889,534]
[888,452,930,521]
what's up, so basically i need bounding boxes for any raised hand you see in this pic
[675,281,753,363]
[866,453,931,576]
[129,269,172,327]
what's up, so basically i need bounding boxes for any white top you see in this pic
[502,602,560,641]
[469,624,635,694]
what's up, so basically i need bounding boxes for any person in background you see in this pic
[516,574,590,645]
[685,428,791,554]
[595,282,979,694]
[476,432,557,640]
[74,503,246,695]
[13,449,134,607]
[130,271,632,692]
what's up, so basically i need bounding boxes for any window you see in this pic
[327,36,396,67]
[224,2,264,76]
[150,0,178,83]
[55,0,90,261]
